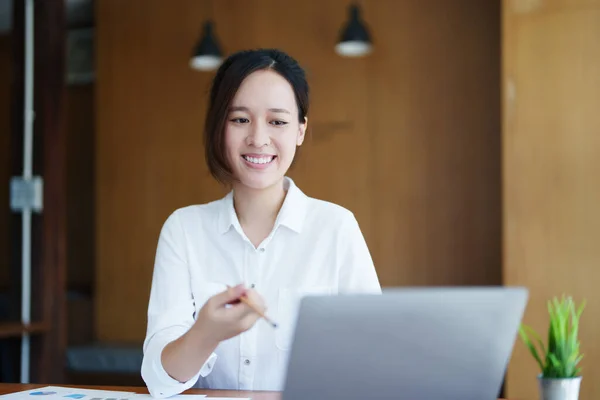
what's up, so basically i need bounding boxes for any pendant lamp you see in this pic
[335,3,373,57]
[190,20,223,71]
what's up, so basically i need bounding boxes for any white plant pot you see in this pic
[538,375,582,400]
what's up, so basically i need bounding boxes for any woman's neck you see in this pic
[232,178,287,245]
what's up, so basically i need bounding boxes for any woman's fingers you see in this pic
[209,284,247,308]
[221,289,267,322]
[244,289,267,312]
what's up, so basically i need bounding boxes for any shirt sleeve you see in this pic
[141,210,218,398]
[338,213,382,294]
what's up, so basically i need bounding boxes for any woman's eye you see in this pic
[270,120,288,126]
[231,117,249,123]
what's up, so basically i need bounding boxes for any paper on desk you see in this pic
[0,388,245,400]
[0,386,134,400]
[132,395,206,399]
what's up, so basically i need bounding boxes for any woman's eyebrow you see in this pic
[229,106,249,112]
[228,106,291,114]
[269,108,291,114]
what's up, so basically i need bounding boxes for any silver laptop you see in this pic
[282,287,528,400]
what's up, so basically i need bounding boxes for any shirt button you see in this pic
[259,248,265,253]
[244,359,251,365]
[250,283,256,288]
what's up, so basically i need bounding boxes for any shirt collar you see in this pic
[217,177,308,235]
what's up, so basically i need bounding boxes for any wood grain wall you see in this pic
[65,83,96,346]
[66,84,95,292]
[502,0,600,399]
[96,0,501,343]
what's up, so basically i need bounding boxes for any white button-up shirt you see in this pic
[141,177,381,397]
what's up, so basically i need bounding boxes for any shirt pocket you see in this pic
[193,281,227,319]
[275,286,333,351]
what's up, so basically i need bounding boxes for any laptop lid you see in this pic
[282,287,528,400]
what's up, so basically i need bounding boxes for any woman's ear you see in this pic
[297,117,307,146]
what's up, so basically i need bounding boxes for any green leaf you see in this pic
[524,324,547,358]
[547,353,562,377]
[524,296,585,378]
[519,325,545,371]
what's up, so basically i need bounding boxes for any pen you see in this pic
[227,285,278,328]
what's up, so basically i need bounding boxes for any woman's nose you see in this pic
[247,122,270,147]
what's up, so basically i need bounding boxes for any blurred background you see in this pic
[0,0,598,399]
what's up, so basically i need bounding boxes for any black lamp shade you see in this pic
[335,4,373,57]
[190,21,223,71]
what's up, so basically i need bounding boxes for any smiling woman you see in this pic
[223,68,305,190]
[204,50,309,188]
[140,48,381,397]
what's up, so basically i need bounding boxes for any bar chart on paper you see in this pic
[0,388,211,400]
[0,387,134,400]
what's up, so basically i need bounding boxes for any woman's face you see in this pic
[224,69,306,191]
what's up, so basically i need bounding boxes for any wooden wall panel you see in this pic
[366,0,502,286]
[66,85,95,290]
[65,84,96,347]
[96,0,501,342]
[503,1,600,399]
[96,0,217,343]
[0,34,11,291]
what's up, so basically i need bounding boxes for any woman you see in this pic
[141,48,381,397]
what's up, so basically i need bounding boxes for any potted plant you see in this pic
[519,295,585,400]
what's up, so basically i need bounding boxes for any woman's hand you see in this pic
[160,284,266,383]
[192,284,266,345]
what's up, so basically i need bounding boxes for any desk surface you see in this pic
[0,384,278,399]
[0,383,508,399]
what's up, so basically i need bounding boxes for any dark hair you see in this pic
[204,48,309,184]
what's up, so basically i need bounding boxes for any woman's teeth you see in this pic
[243,155,275,164]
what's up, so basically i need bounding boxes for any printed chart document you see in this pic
[0,386,134,400]
[0,387,218,400]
